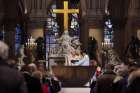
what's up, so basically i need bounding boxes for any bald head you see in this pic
[0,41,9,60]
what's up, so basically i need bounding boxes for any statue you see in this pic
[56,31,73,54]
[17,45,26,67]
[107,49,123,65]
[55,31,82,66]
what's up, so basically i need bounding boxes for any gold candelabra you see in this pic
[26,36,37,49]
[101,41,113,50]
[25,36,37,63]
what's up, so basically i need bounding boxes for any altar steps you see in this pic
[59,88,90,93]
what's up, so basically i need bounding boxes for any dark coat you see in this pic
[23,72,43,93]
[94,71,116,93]
[126,69,140,93]
[112,75,128,93]
[126,77,140,93]
[0,61,27,93]
[44,78,61,93]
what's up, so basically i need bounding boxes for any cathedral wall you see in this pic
[27,22,44,39]
[28,27,43,39]
[89,28,103,48]
[137,29,140,40]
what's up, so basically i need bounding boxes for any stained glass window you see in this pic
[104,15,113,43]
[0,26,5,41]
[15,24,22,55]
[69,0,80,37]
[45,2,60,59]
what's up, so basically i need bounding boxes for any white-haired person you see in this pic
[0,41,27,93]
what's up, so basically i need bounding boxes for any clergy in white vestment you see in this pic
[73,50,90,66]
[65,49,82,66]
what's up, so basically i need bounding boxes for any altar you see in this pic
[46,1,95,87]
[45,1,82,66]
[52,66,95,87]
[49,56,65,65]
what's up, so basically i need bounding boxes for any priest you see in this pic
[72,50,90,66]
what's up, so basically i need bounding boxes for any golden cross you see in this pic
[53,1,79,31]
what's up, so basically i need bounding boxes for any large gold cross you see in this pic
[53,1,79,31]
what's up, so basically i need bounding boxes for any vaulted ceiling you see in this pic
[108,0,130,28]
[0,0,139,29]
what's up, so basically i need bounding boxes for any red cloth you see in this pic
[42,85,49,93]
[96,66,101,77]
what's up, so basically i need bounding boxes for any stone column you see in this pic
[80,0,88,49]
[4,25,16,58]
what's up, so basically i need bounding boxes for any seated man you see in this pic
[72,50,90,66]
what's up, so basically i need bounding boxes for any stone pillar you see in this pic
[4,25,16,58]
[80,0,88,49]
[113,27,126,59]
[80,17,88,49]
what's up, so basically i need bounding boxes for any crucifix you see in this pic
[53,1,79,31]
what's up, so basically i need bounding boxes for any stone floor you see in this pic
[59,88,90,93]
